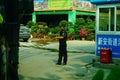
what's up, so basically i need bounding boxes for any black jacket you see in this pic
[59,30,67,44]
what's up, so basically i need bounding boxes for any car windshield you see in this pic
[20,27,28,30]
[20,26,30,34]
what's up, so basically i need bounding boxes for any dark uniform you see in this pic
[57,29,67,65]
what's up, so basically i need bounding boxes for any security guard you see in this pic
[56,24,67,65]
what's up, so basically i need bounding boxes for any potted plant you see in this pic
[79,28,87,40]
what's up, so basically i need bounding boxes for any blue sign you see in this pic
[91,0,120,4]
[96,35,120,58]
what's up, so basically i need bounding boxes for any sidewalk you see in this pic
[42,40,95,53]
[28,40,96,53]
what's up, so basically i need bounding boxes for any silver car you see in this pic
[19,24,30,42]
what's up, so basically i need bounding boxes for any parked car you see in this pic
[19,24,30,42]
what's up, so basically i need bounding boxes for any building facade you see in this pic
[32,0,96,28]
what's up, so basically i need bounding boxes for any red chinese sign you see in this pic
[74,0,95,10]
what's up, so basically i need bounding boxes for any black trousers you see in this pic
[57,44,67,64]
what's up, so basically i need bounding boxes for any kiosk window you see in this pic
[99,8,115,31]
[117,7,120,31]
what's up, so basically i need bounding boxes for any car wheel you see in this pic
[23,38,28,42]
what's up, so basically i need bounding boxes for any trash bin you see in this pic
[100,48,111,63]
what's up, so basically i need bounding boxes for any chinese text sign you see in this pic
[96,35,120,58]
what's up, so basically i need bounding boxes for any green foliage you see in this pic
[26,21,35,28]
[27,18,95,40]
[87,33,95,41]
[30,24,38,34]
[92,69,104,80]
[92,66,120,80]
[0,14,3,24]
[48,34,59,37]
[49,26,59,34]
[38,28,50,35]
[105,66,120,80]
[37,22,47,26]
[30,21,49,35]
[76,18,85,25]
[74,17,95,40]
[85,17,95,40]
[74,18,85,29]
[67,31,79,40]
[67,22,74,32]
[59,20,67,27]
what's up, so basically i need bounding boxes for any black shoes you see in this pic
[56,63,67,65]
[63,63,67,65]
[56,63,61,65]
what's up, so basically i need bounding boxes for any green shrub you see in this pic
[92,66,120,80]
[92,69,104,80]
[48,34,59,37]
[49,26,59,34]
[74,17,95,40]
[26,21,35,28]
[30,25,38,34]
[59,20,67,27]
[105,66,120,80]
[87,33,95,41]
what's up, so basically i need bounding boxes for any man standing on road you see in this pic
[56,24,67,65]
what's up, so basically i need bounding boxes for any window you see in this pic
[99,8,109,31]
[99,7,115,31]
[116,7,120,31]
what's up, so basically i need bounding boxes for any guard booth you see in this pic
[91,0,120,64]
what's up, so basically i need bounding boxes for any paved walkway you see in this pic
[19,47,96,80]
[20,40,96,53]
[19,40,111,80]
[41,40,95,53]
